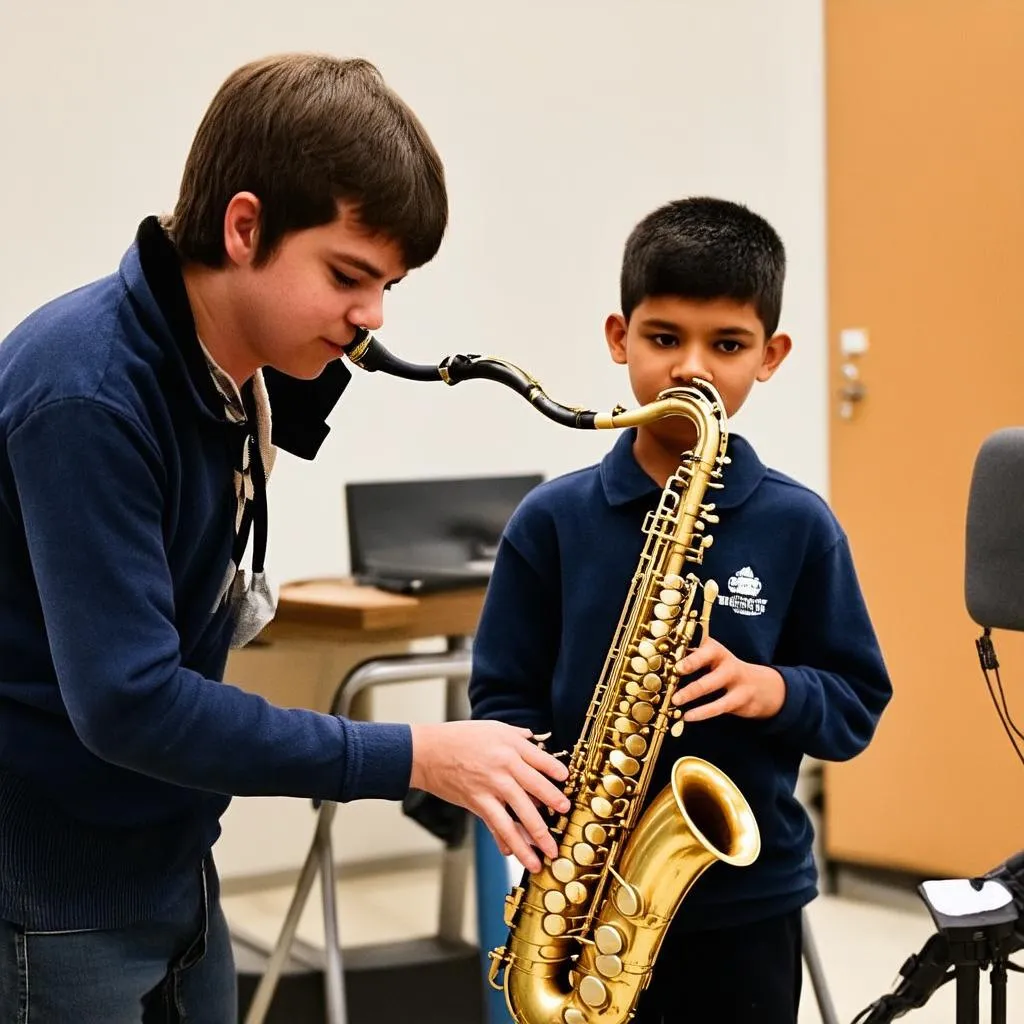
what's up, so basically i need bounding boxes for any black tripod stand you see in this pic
[918,885,1019,1024]
[851,876,1024,1024]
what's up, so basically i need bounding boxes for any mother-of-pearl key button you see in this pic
[544,891,567,913]
[565,881,588,904]
[579,976,609,1008]
[594,925,624,955]
[638,639,659,659]
[543,914,567,936]
[552,858,576,883]
[573,843,597,865]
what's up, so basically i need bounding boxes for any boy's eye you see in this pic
[330,266,358,288]
[715,339,744,354]
[649,334,678,348]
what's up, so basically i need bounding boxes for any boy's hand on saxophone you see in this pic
[409,720,571,873]
[671,637,786,722]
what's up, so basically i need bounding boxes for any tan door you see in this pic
[824,1,1024,879]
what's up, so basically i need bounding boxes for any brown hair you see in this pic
[166,54,447,270]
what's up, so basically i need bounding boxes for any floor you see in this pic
[222,861,1016,1023]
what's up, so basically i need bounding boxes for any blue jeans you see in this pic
[0,858,236,1023]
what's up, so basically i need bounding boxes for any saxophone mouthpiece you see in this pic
[342,326,371,363]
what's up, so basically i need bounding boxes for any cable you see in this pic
[977,630,1024,767]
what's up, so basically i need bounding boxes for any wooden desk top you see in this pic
[258,577,487,643]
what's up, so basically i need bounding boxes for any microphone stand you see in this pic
[851,875,1023,1023]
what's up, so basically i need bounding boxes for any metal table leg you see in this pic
[438,637,473,944]
[802,908,840,1024]
[243,800,337,1024]
[243,648,473,1024]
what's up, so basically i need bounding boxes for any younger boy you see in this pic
[469,197,892,1023]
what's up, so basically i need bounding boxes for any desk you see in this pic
[233,579,488,1024]
[228,578,486,729]
[262,577,487,643]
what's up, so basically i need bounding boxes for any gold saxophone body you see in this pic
[340,330,762,1023]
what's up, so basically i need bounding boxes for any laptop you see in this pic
[346,473,544,595]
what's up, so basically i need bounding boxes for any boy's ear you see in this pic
[223,192,263,268]
[605,313,629,365]
[757,332,793,382]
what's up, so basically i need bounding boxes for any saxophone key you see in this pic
[632,702,655,724]
[579,975,610,1009]
[543,914,568,937]
[596,954,625,979]
[629,655,649,674]
[624,734,647,756]
[572,842,597,866]
[565,881,589,904]
[614,716,639,734]
[544,890,568,914]
[583,823,607,845]
[595,924,625,955]
[601,773,626,798]
[591,796,614,818]
[653,603,678,620]
[625,681,642,697]
[659,588,683,606]
[650,620,671,638]
[609,750,640,775]
[662,573,684,590]
[642,672,663,692]
[551,858,576,883]
[637,639,659,659]
[614,882,641,917]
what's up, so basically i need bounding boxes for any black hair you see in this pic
[620,197,786,335]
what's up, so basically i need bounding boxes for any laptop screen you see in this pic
[345,473,543,583]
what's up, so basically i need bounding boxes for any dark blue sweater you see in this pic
[469,428,891,931]
[0,219,413,930]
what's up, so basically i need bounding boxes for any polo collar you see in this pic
[599,428,767,510]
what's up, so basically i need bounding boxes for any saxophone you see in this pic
[341,330,762,1023]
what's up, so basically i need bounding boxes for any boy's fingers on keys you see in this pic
[519,739,569,783]
[480,799,541,873]
[500,781,559,862]
[512,762,570,817]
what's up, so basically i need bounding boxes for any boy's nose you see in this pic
[348,293,385,332]
[670,354,712,385]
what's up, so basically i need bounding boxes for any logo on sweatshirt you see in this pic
[718,566,767,617]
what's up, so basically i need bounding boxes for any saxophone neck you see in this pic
[340,331,728,434]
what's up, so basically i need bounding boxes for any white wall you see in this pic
[0,0,827,877]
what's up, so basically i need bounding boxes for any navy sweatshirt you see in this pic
[469,428,892,931]
[0,218,413,930]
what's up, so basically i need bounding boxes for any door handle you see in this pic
[839,364,866,420]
